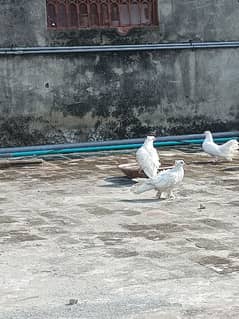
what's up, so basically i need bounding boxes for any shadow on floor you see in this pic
[120,198,161,203]
[103,176,135,188]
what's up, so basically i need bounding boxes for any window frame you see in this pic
[46,0,159,33]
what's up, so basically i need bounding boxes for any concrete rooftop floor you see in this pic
[0,148,238,319]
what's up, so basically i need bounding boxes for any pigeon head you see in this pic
[175,160,185,167]
[204,131,213,141]
[146,135,155,142]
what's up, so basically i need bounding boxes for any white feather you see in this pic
[136,136,161,178]
[131,160,185,199]
[202,131,238,161]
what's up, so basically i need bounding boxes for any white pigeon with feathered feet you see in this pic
[202,131,238,161]
[131,160,185,199]
[136,136,161,178]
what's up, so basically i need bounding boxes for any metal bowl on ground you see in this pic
[118,162,174,179]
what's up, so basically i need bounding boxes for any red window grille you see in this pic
[46,0,158,31]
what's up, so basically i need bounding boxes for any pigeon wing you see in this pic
[136,147,158,178]
[149,147,161,169]
[202,141,220,157]
[152,170,177,190]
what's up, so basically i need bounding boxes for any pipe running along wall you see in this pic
[0,132,238,158]
[1,41,239,55]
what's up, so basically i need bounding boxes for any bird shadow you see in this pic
[102,176,135,188]
[221,166,239,172]
[190,160,225,165]
[120,198,161,203]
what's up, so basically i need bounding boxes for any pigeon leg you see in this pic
[169,191,175,199]
[156,190,162,199]
[212,157,219,164]
[156,191,166,199]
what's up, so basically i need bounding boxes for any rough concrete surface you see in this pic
[0,147,238,318]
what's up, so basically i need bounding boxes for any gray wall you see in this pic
[0,0,238,145]
[159,0,239,42]
[0,0,46,47]
[1,0,239,47]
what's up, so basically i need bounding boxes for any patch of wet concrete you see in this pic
[221,178,239,186]
[229,201,239,206]
[96,230,166,244]
[187,238,228,250]
[87,207,113,216]
[121,223,185,233]
[198,218,233,230]
[0,216,17,224]
[108,248,139,258]
[38,226,67,235]
[118,210,141,216]
[0,230,45,243]
[197,255,239,274]
[228,186,239,192]
[25,218,47,226]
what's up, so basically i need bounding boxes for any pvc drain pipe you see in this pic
[0,131,237,154]
[0,134,238,158]
[2,41,239,55]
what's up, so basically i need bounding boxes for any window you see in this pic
[46,0,158,31]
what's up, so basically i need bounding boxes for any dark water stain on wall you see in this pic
[0,115,66,146]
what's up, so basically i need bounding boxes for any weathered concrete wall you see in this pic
[159,0,239,42]
[0,0,239,145]
[1,0,239,47]
[0,0,46,47]
[0,49,238,145]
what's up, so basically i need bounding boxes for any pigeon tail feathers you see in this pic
[131,180,154,194]
[219,139,238,160]
[219,139,238,153]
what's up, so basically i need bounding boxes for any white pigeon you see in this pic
[131,160,185,199]
[202,131,238,161]
[136,136,161,178]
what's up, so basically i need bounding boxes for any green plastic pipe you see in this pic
[4,137,237,158]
